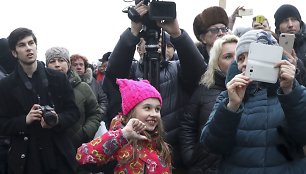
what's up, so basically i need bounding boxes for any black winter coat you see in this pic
[102,28,206,168]
[180,71,225,174]
[0,62,80,174]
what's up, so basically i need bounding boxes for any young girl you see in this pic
[76,79,172,173]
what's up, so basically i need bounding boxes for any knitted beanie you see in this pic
[235,29,277,60]
[193,6,229,41]
[45,47,70,65]
[274,4,301,32]
[116,79,162,115]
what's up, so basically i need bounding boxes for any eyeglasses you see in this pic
[207,27,229,34]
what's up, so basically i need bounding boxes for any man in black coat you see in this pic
[102,2,206,173]
[0,37,16,174]
[0,28,80,174]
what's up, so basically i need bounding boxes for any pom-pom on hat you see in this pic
[235,29,277,61]
[193,6,229,41]
[45,47,70,65]
[116,79,162,115]
[274,4,302,32]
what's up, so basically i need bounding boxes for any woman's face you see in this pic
[47,57,69,74]
[133,98,161,132]
[218,42,237,73]
[236,52,249,72]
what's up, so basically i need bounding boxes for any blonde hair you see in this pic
[200,34,239,88]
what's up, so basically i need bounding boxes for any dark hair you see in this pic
[252,16,269,25]
[7,27,37,51]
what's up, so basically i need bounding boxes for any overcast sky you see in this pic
[1,0,305,63]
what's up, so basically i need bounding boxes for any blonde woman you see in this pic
[180,34,238,174]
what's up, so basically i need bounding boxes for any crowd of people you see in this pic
[1,2,306,174]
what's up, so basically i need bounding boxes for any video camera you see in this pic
[127,0,176,24]
[125,0,176,90]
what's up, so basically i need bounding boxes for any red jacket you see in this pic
[76,114,172,174]
[95,70,105,82]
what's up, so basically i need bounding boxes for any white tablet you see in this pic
[245,42,283,83]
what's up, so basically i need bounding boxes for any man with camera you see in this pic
[102,1,206,173]
[0,28,80,174]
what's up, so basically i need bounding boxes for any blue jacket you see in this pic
[200,62,306,174]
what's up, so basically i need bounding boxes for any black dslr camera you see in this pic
[40,105,57,127]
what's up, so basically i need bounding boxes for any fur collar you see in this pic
[80,68,93,84]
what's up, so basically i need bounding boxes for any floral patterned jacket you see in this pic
[76,114,171,174]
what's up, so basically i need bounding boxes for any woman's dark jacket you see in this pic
[102,28,206,167]
[200,62,306,174]
[67,70,102,148]
[0,62,80,174]
[81,68,108,122]
[180,71,225,174]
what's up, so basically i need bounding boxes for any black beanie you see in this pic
[274,4,301,32]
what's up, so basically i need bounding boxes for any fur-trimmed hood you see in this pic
[80,68,94,84]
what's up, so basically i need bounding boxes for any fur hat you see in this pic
[45,47,70,65]
[116,79,162,115]
[235,29,277,60]
[193,6,229,41]
[274,4,302,32]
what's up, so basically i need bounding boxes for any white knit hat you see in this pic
[45,47,70,65]
[235,29,277,61]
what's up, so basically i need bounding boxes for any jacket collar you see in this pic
[17,61,48,91]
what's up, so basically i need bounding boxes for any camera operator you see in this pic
[102,1,206,173]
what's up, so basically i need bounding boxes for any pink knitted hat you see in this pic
[116,79,162,115]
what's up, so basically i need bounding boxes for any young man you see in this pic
[274,4,306,86]
[0,28,80,174]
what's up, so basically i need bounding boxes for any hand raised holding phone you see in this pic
[279,33,295,53]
